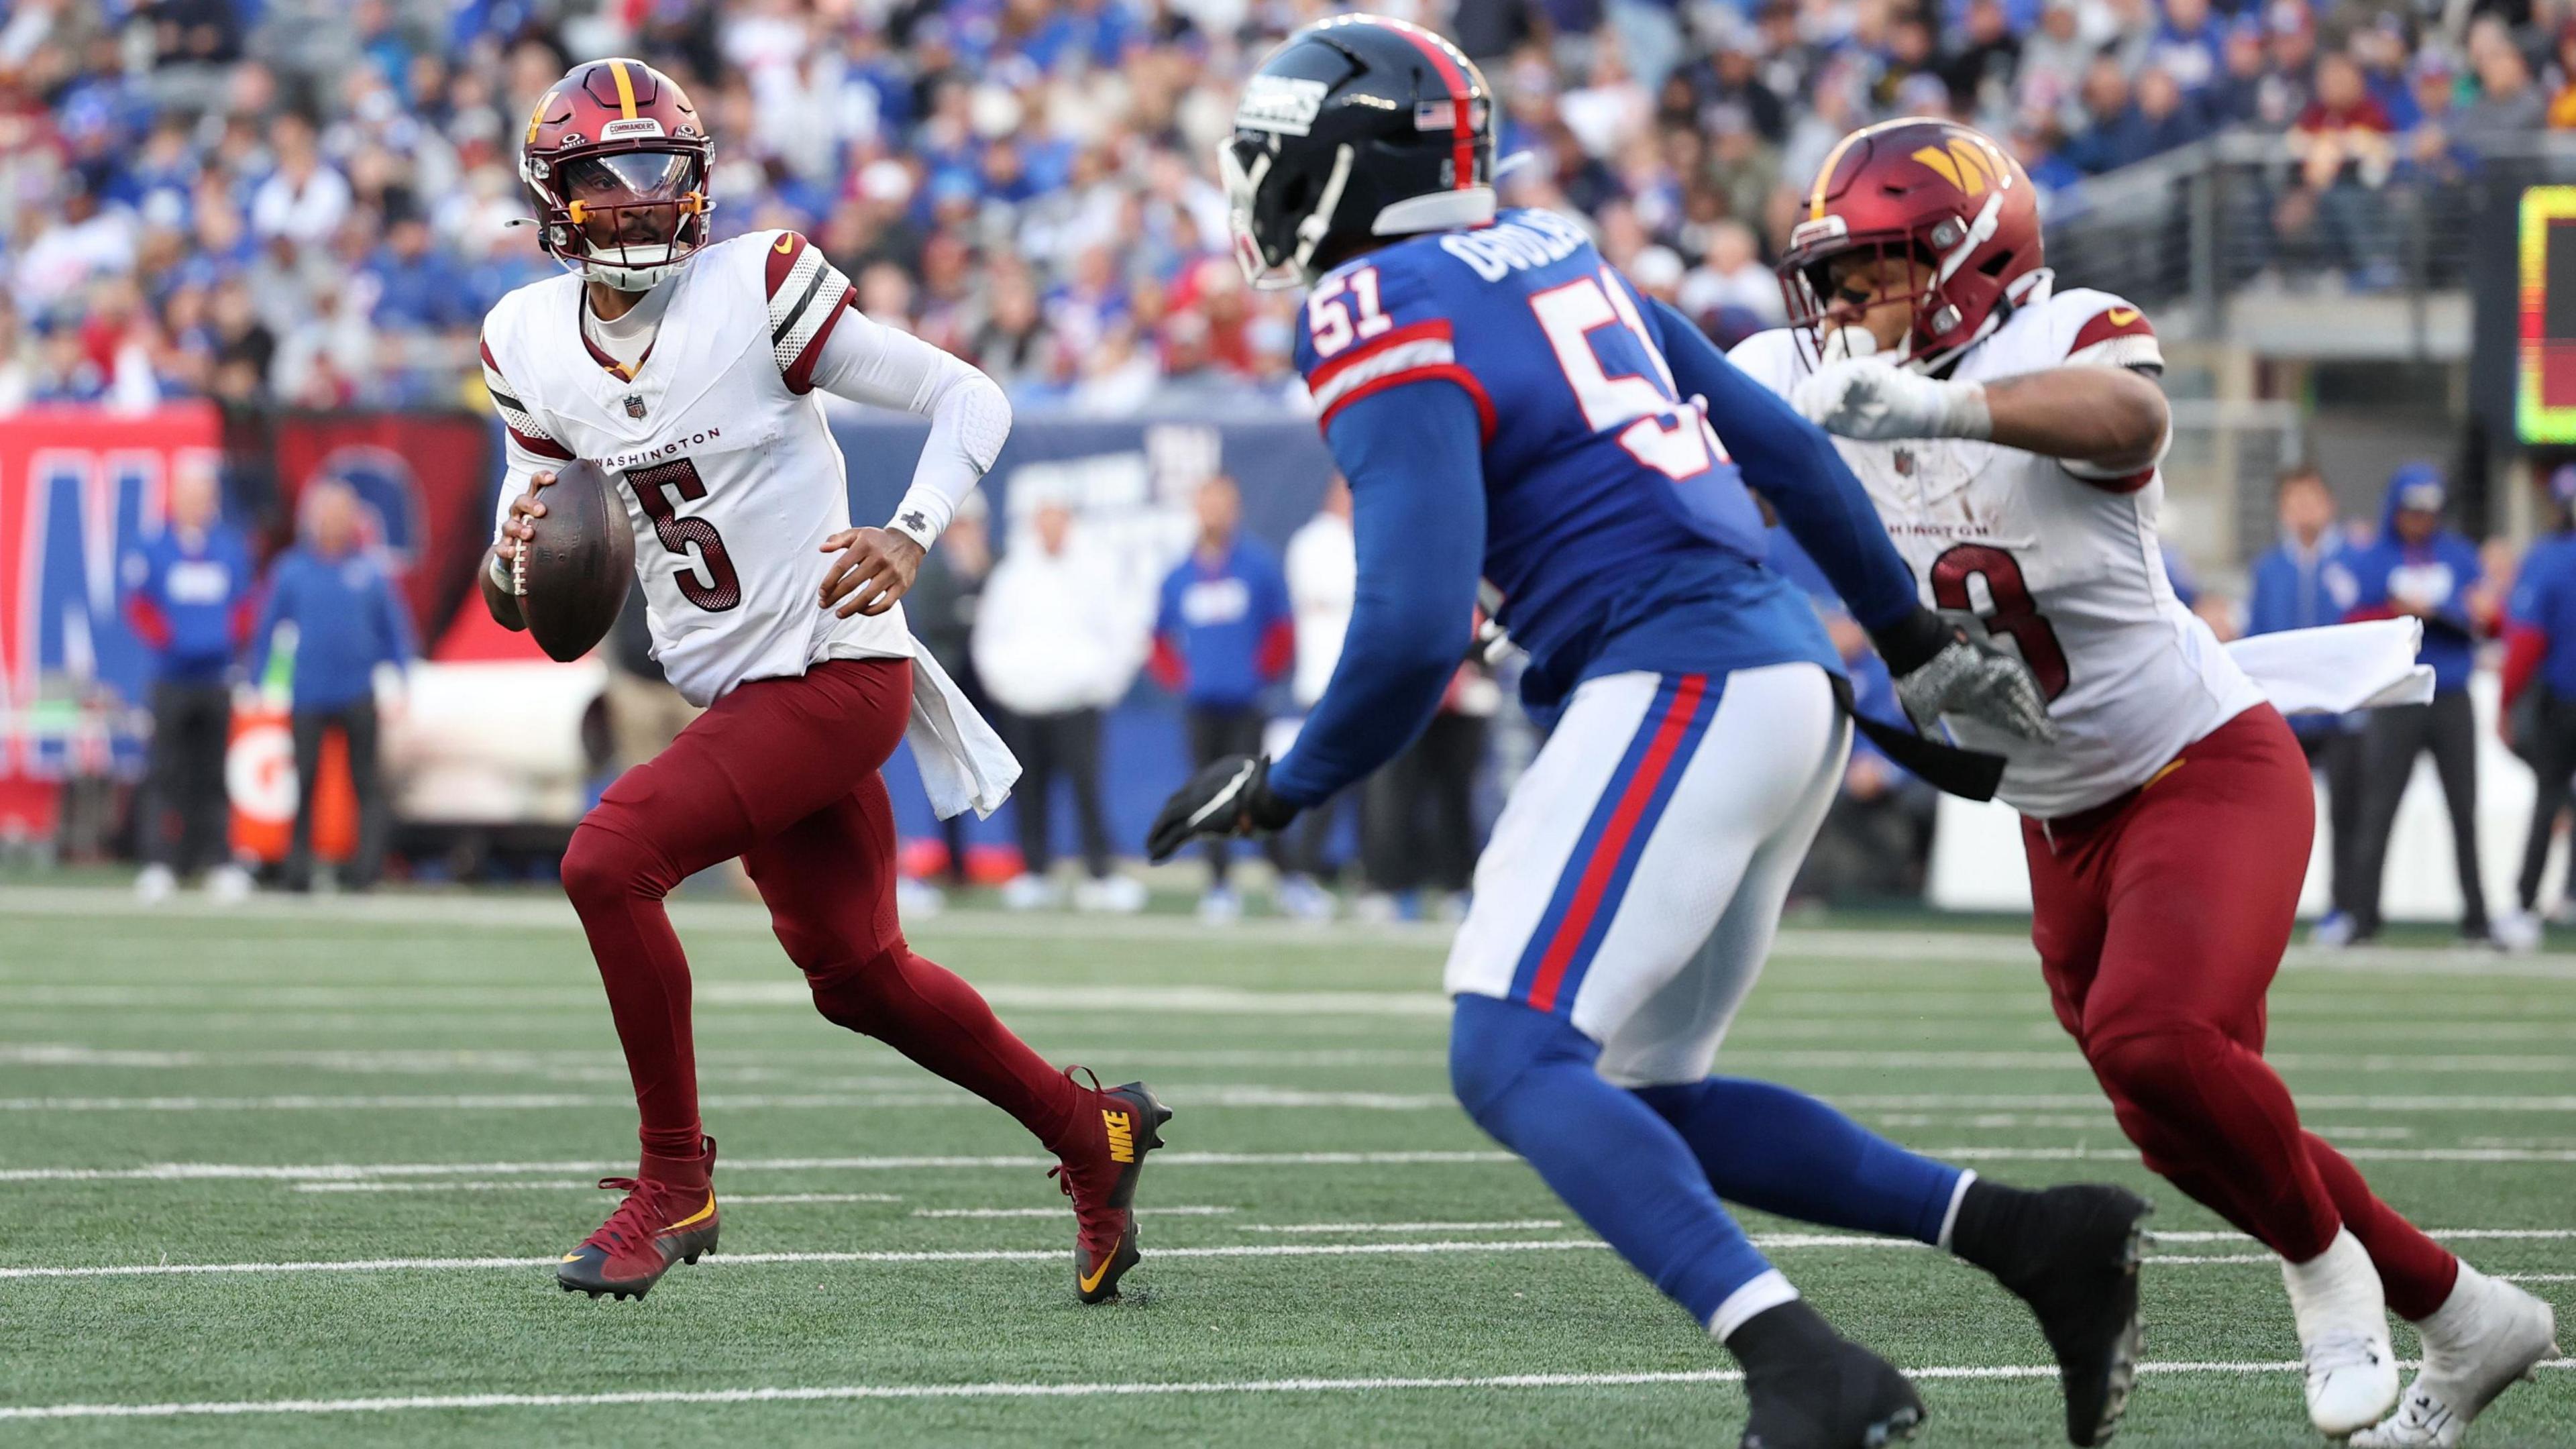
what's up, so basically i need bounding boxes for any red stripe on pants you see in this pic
[560,659,1079,1163]
[2022,704,2457,1315]
[1525,674,1706,1013]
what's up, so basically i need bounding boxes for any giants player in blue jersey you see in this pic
[1150,18,2153,1449]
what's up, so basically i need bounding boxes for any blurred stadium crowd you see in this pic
[5,0,2573,417]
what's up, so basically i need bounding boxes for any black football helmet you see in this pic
[1220,15,1495,290]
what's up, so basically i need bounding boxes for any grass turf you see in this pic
[0,887,2569,1446]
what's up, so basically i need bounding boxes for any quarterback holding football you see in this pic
[482,58,1168,1306]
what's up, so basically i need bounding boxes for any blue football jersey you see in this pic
[1295,208,1834,705]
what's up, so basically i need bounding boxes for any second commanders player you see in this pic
[481,59,1167,1305]
[1731,117,2557,1446]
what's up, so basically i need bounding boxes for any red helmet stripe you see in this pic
[1386,23,1475,191]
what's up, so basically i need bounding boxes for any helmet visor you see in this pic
[562,150,698,207]
[559,150,703,261]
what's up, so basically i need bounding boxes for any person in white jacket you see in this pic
[972,500,1146,911]
[1279,480,1357,919]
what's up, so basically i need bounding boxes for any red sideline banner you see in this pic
[272,411,497,655]
[0,405,222,839]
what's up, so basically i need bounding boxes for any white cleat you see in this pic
[2351,1265,2560,1448]
[203,863,254,904]
[2285,1229,2402,1437]
[133,863,176,904]
[2487,910,2543,955]
[997,873,1059,912]
[1071,874,1146,914]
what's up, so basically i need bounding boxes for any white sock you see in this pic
[2281,1228,2384,1340]
[1936,1171,1977,1253]
[2413,1261,2489,1338]
[1709,1269,1801,1342]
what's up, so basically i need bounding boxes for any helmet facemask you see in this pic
[1221,132,1356,291]
[540,148,710,292]
[1781,189,2016,370]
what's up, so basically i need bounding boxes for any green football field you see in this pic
[0,885,2570,1448]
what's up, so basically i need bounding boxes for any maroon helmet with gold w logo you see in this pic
[1777,117,2042,366]
[519,59,714,291]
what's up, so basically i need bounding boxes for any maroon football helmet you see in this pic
[519,59,713,290]
[1777,117,2042,365]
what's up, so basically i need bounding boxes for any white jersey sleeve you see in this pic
[803,290,1012,550]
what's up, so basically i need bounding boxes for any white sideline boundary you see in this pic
[12,1143,2576,1186]
[4,1360,2571,1422]
[7,1226,2571,1280]
[14,884,2576,976]
[0,1150,1521,1183]
[0,1240,1616,1280]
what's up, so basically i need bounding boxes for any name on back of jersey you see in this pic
[1437,210,1588,282]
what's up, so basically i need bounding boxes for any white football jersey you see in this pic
[480,230,908,706]
[1730,272,2263,817]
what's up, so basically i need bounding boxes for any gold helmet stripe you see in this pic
[610,60,637,120]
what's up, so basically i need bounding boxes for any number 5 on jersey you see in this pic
[1530,267,1723,482]
[626,458,741,612]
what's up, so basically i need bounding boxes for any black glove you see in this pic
[1146,754,1301,863]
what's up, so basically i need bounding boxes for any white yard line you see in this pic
[1938,1146,2576,1163]
[3,1359,2569,1423]
[12,1142,2576,1187]
[912,1206,1239,1218]
[1846,1093,2576,1113]
[0,1150,1523,1183]
[0,1240,1613,1280]
[1240,1221,1566,1234]
[719,1194,904,1205]
[15,1217,2555,1273]
[0,1087,1461,1112]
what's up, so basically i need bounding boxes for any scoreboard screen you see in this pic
[2523,186,2576,444]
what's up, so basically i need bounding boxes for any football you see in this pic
[517,458,635,663]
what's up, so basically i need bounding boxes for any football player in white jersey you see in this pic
[480,60,1169,1305]
[1730,117,2556,1445]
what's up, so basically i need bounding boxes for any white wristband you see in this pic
[1937,379,1993,441]
[885,486,952,550]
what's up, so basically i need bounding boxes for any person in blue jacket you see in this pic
[250,478,417,892]
[2342,462,2489,944]
[2245,465,2367,941]
[121,466,257,901]
[2498,465,2576,947]
[1149,474,1295,922]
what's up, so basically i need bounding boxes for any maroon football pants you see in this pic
[561,657,1078,1166]
[2024,703,2459,1319]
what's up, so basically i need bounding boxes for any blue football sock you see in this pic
[1450,994,1780,1328]
[1630,1077,1965,1245]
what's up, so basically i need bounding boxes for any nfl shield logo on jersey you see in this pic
[623,393,647,419]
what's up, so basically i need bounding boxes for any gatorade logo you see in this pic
[1103,1110,1136,1164]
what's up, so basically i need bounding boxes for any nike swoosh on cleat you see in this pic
[560,1253,582,1263]
[1078,1256,1116,1295]
[661,1197,716,1234]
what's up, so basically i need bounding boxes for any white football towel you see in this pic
[904,641,1021,820]
[2224,617,2435,716]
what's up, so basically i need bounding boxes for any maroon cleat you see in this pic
[1049,1073,1173,1303]
[557,1137,720,1301]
